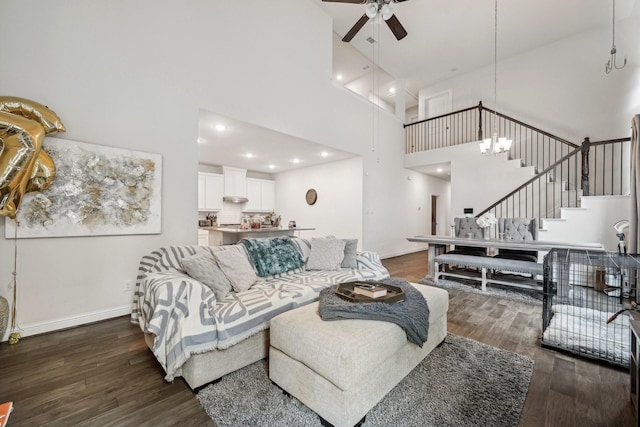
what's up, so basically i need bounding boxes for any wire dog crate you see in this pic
[542,249,640,367]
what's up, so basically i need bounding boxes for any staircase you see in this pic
[539,195,630,251]
[404,102,631,250]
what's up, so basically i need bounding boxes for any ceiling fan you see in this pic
[322,0,409,42]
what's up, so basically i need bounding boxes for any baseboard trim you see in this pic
[1,304,132,342]
[380,246,428,260]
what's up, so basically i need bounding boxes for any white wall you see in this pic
[418,16,640,142]
[275,158,364,245]
[0,0,434,338]
[412,19,640,251]
[405,142,536,220]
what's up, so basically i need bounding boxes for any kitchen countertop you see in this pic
[200,226,315,234]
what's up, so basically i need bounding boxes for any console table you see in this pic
[406,235,605,279]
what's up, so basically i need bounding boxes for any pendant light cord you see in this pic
[493,0,498,136]
[612,0,616,47]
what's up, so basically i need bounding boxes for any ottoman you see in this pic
[269,283,449,427]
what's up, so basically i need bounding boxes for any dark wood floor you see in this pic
[0,250,635,426]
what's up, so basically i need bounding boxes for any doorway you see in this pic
[420,89,452,121]
[431,195,438,235]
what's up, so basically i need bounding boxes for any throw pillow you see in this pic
[340,238,358,268]
[239,237,305,277]
[213,247,257,292]
[306,238,346,270]
[181,253,233,300]
[289,237,311,262]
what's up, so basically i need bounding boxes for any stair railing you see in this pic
[477,137,631,236]
[581,137,632,197]
[405,102,631,232]
[477,146,582,223]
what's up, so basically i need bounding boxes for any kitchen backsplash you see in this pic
[202,201,243,224]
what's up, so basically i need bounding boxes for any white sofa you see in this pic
[130,236,390,390]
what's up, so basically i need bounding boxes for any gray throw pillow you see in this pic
[341,238,358,268]
[213,247,257,292]
[181,253,233,300]
[306,238,346,270]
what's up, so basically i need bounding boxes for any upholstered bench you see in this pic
[434,253,543,291]
[269,283,448,427]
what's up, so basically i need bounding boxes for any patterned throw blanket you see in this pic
[131,245,391,381]
[318,278,430,346]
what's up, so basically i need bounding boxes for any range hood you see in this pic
[222,166,248,204]
[223,195,249,204]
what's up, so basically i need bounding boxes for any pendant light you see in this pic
[480,0,512,155]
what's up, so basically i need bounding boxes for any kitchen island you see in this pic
[200,226,316,246]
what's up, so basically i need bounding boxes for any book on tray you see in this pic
[0,402,13,427]
[353,284,388,298]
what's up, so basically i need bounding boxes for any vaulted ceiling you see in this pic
[315,0,639,103]
[199,0,639,176]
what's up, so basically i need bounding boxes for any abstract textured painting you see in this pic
[5,137,162,238]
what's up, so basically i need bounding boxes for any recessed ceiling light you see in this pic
[197,138,203,144]
[389,87,396,94]
[321,151,329,157]
[292,158,300,164]
[215,124,226,131]
[269,164,275,169]
[336,74,343,81]
[246,153,253,158]
[437,168,443,173]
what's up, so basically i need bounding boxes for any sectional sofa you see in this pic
[130,236,391,390]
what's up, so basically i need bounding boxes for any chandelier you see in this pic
[480,0,512,155]
[605,0,627,74]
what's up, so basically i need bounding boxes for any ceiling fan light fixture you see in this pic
[365,3,378,19]
[381,4,394,20]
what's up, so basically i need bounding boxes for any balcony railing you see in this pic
[404,102,630,227]
[404,101,578,175]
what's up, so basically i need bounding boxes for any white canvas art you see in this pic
[5,137,162,238]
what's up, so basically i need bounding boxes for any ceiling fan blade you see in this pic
[322,0,366,3]
[342,14,370,42]
[385,14,408,40]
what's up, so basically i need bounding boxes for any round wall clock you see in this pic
[305,189,318,205]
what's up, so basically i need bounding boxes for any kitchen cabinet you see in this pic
[245,178,275,212]
[197,229,209,246]
[198,172,223,211]
[223,166,247,197]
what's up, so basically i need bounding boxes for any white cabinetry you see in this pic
[245,178,275,212]
[198,229,209,246]
[198,172,223,211]
[223,166,247,197]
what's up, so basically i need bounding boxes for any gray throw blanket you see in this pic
[318,278,430,347]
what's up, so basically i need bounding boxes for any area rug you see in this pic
[419,277,543,305]
[197,334,534,427]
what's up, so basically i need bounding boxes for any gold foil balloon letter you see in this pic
[0,97,65,220]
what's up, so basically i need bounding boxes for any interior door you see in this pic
[422,90,452,146]
[431,195,437,235]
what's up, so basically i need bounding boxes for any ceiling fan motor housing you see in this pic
[324,0,409,42]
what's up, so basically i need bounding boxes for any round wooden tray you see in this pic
[335,281,405,304]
